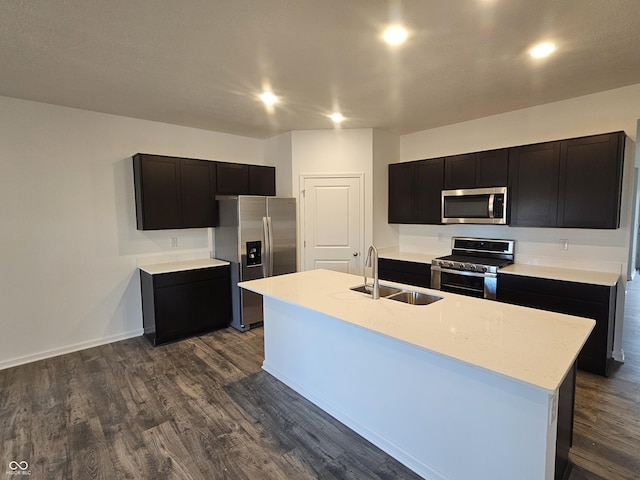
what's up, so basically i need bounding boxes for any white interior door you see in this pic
[301,175,363,274]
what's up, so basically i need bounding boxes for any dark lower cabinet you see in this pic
[497,273,616,376]
[140,265,231,346]
[556,362,577,480]
[378,258,431,288]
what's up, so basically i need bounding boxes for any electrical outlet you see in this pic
[437,232,444,242]
[560,239,568,250]
[170,237,178,248]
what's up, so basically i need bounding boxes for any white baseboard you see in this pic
[0,329,144,371]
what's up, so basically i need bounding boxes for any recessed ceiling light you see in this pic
[530,42,556,58]
[383,25,408,46]
[329,112,345,123]
[259,91,278,106]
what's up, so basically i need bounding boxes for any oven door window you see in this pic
[440,271,485,298]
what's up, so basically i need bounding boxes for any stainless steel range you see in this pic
[431,237,515,300]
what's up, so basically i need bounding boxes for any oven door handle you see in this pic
[435,267,496,278]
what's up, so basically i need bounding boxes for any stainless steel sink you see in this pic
[350,284,403,297]
[387,291,443,305]
[350,284,442,305]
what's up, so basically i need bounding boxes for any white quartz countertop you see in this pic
[499,263,619,287]
[138,258,229,275]
[379,249,619,286]
[239,269,595,392]
[379,250,439,264]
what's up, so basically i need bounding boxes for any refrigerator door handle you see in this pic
[267,216,274,277]
[262,216,270,278]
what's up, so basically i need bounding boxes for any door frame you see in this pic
[299,172,366,273]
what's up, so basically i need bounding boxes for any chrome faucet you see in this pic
[364,245,380,300]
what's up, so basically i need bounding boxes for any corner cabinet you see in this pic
[389,158,444,224]
[140,265,232,346]
[509,131,625,229]
[497,273,616,376]
[133,154,217,230]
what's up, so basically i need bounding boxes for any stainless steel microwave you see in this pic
[441,187,508,224]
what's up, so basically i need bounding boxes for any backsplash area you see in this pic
[398,224,626,275]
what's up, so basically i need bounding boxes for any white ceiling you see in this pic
[2,0,640,139]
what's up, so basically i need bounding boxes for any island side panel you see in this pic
[262,296,557,480]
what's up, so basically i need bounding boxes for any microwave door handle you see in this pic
[488,193,495,218]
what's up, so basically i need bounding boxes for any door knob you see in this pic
[353,252,359,256]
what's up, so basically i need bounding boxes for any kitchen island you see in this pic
[239,269,594,480]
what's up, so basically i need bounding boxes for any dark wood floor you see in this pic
[2,279,640,479]
[568,276,640,480]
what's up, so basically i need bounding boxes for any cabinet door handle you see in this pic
[353,252,359,257]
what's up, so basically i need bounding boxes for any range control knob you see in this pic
[481,266,488,273]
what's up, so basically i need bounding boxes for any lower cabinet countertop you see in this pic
[138,258,229,275]
[240,269,594,393]
[379,249,620,286]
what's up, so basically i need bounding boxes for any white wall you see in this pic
[396,83,640,362]
[0,95,262,369]
[291,129,375,269]
[264,131,293,197]
[372,129,400,249]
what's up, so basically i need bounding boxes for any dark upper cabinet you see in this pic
[508,142,561,227]
[509,131,625,229]
[444,153,476,189]
[557,132,625,229]
[476,149,509,187]
[415,158,445,224]
[216,162,276,196]
[248,165,276,196]
[390,131,624,228]
[180,159,218,228]
[217,162,250,195]
[444,149,508,190]
[389,158,444,224]
[133,154,217,230]
[389,162,418,224]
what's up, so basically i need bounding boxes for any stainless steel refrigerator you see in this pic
[215,195,297,331]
